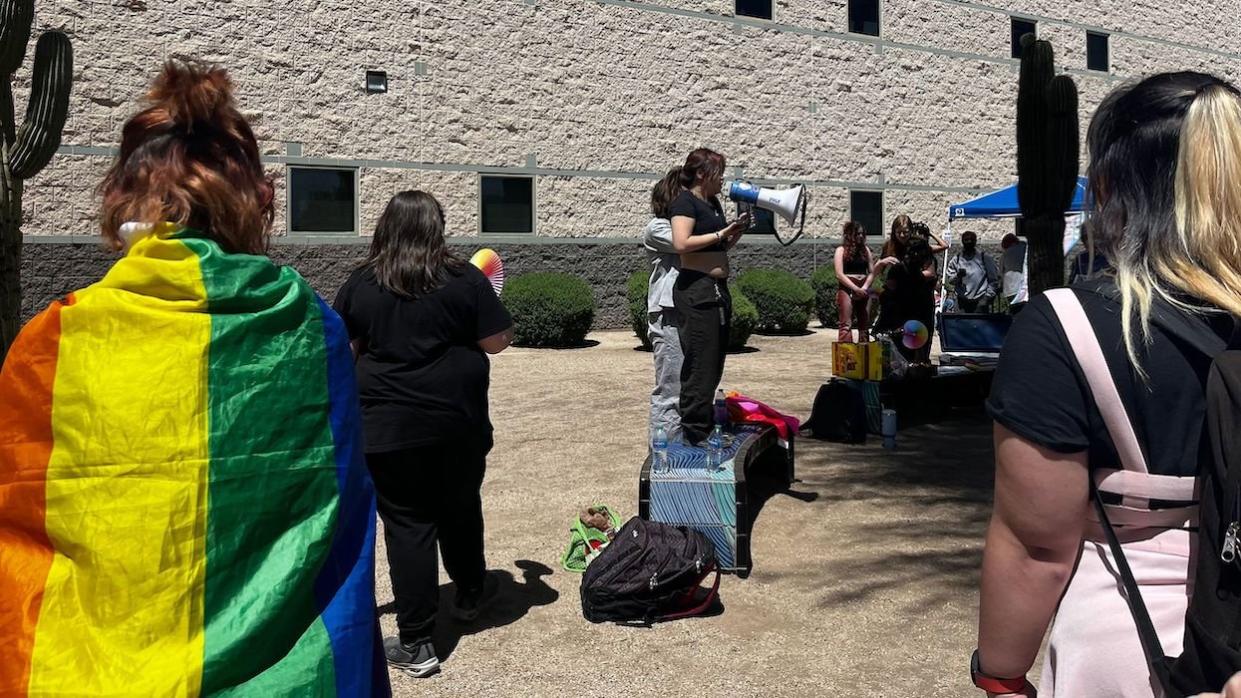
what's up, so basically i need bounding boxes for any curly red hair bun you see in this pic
[99,60,274,254]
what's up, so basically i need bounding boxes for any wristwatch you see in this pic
[971,650,1028,694]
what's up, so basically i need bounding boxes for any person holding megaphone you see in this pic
[668,147,751,446]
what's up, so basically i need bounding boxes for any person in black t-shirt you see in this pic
[975,73,1241,696]
[333,190,513,679]
[668,147,750,445]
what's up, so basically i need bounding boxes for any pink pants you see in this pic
[837,288,870,343]
[1039,528,1192,698]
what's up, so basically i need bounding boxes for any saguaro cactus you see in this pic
[1016,34,1079,296]
[0,0,72,364]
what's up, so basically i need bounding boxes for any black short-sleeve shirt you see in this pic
[332,263,513,453]
[668,191,727,251]
[987,281,1230,477]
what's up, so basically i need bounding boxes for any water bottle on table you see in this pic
[652,426,669,473]
[706,425,725,471]
[713,388,729,428]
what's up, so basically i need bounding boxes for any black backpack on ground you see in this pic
[801,379,866,443]
[580,517,720,625]
[1067,288,1241,696]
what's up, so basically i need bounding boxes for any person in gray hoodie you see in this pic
[644,168,685,441]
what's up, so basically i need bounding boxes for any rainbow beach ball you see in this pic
[902,320,929,350]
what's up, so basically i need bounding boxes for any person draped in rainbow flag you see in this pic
[0,61,390,696]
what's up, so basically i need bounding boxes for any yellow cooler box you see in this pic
[832,342,866,380]
[866,341,890,381]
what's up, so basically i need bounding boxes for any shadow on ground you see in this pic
[515,339,602,350]
[378,560,559,660]
[436,560,558,659]
[763,406,994,612]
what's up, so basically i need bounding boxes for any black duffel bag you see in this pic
[580,517,720,625]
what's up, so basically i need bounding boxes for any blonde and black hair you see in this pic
[1086,72,1241,367]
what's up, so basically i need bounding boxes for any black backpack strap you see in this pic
[1090,483,1176,693]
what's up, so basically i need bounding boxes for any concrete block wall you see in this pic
[16,0,1241,242]
[19,235,1012,330]
[12,0,1241,327]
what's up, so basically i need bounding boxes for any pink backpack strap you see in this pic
[1045,289,1149,474]
[1044,289,1198,521]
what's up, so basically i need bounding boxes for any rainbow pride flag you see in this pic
[0,225,389,696]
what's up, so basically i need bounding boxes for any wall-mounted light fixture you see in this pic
[365,70,388,94]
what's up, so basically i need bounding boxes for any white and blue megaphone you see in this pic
[727,180,808,246]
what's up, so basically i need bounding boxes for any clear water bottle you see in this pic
[706,425,724,470]
[652,426,669,473]
[882,409,898,450]
[713,388,729,428]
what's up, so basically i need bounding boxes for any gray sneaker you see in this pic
[384,636,439,678]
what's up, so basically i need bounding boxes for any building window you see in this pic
[848,0,880,37]
[365,70,388,94]
[849,190,883,240]
[480,175,534,234]
[1011,18,1037,58]
[735,0,772,20]
[1087,31,1109,72]
[288,166,357,234]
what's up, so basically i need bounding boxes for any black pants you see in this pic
[957,296,992,313]
[675,270,730,445]
[367,440,488,644]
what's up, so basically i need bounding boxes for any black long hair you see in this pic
[364,190,464,298]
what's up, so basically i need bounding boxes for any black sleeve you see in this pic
[470,267,513,340]
[667,193,696,220]
[331,271,362,340]
[986,294,1091,453]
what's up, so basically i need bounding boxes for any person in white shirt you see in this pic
[999,233,1027,314]
[643,168,685,441]
[946,230,1000,313]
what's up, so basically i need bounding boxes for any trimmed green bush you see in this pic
[502,272,596,347]
[810,265,838,328]
[628,270,652,350]
[735,269,815,334]
[729,288,758,350]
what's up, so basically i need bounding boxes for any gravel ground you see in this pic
[375,327,999,697]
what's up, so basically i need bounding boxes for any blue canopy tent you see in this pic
[948,176,1090,220]
[938,176,1089,313]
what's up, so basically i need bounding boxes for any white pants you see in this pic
[648,309,683,441]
